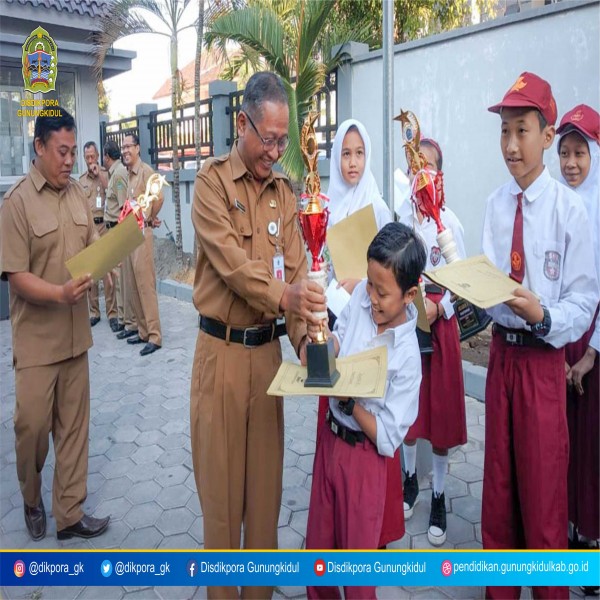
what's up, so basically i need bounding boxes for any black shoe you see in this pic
[428,491,447,546]
[127,335,147,345]
[114,322,125,332]
[57,514,110,540]
[109,318,120,333]
[140,342,161,356]
[403,470,419,520]
[90,317,100,327]
[581,587,599,596]
[116,329,138,340]
[24,500,46,541]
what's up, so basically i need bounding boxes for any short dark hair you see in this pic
[84,141,98,153]
[241,72,288,121]
[124,132,140,146]
[367,222,427,293]
[421,139,443,170]
[103,140,121,160]
[33,107,76,151]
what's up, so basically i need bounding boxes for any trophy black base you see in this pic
[453,299,493,342]
[305,337,340,387]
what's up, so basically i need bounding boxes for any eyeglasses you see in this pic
[243,111,289,152]
[121,143,137,151]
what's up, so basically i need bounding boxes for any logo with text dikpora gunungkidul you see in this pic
[22,26,58,94]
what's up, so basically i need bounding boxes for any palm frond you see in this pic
[297,0,334,71]
[279,82,304,182]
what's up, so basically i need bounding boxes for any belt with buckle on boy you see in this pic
[492,323,548,348]
[199,315,286,348]
[326,409,366,446]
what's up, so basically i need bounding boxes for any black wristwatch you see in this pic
[528,305,551,338]
[338,397,355,416]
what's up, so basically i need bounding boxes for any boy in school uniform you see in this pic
[481,72,599,600]
[305,222,426,600]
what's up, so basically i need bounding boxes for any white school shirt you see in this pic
[481,167,599,349]
[329,280,421,458]
[399,205,466,319]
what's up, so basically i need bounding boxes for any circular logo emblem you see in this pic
[314,559,326,576]
[268,221,278,236]
[430,246,441,266]
[441,559,453,577]
[101,560,113,577]
[511,251,522,272]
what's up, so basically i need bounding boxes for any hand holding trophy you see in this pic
[298,112,340,387]
[118,173,169,229]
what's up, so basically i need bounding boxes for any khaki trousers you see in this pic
[121,253,138,332]
[14,352,90,530]
[190,330,284,600]
[130,227,161,345]
[88,222,117,319]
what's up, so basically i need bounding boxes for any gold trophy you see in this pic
[299,112,340,387]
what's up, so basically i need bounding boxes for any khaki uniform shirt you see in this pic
[79,168,107,219]
[0,162,96,369]
[192,142,307,351]
[105,161,128,222]
[127,159,163,223]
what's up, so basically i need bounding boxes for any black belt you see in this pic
[199,315,286,348]
[94,217,104,225]
[105,221,118,229]
[424,283,444,295]
[493,323,548,348]
[326,409,366,446]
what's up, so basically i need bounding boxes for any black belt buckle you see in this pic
[242,326,261,348]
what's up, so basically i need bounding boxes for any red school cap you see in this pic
[488,72,557,126]
[556,104,600,144]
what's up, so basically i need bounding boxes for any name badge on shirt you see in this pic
[273,252,285,282]
[96,187,102,209]
[234,199,246,213]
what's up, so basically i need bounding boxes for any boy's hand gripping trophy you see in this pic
[298,112,340,387]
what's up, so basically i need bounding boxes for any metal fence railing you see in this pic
[99,116,139,159]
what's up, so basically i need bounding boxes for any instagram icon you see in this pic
[14,560,25,578]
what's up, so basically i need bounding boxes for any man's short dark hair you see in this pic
[124,132,140,146]
[367,222,427,293]
[103,140,121,160]
[241,72,288,121]
[84,141,98,153]
[33,107,76,151]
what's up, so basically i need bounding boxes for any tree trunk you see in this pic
[171,33,183,266]
[193,0,205,264]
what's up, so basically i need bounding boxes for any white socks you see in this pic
[403,443,417,476]
[432,453,448,497]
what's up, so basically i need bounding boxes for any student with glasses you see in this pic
[190,71,324,600]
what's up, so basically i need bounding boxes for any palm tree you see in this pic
[205,0,361,182]
[92,0,197,265]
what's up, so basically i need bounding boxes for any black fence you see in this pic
[148,98,213,169]
[99,116,139,159]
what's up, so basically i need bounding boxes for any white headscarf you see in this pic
[326,119,389,229]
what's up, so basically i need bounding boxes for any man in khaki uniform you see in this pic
[120,133,163,356]
[79,141,117,330]
[191,72,325,600]
[103,140,131,333]
[0,109,110,541]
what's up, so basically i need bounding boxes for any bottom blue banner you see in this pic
[1,550,598,588]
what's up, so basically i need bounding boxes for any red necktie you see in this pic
[510,192,525,283]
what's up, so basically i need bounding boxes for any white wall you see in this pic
[348,1,599,256]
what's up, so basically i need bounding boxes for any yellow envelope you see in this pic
[327,204,378,281]
[66,214,144,281]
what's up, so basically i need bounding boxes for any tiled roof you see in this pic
[5,0,111,18]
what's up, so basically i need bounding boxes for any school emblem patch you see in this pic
[511,250,522,273]
[543,250,561,281]
[430,246,441,266]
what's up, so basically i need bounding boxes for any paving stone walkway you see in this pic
[0,295,586,599]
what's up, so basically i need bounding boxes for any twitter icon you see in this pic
[101,560,112,577]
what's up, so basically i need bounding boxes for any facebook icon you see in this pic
[187,559,198,578]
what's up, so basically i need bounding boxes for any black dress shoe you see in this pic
[116,328,138,340]
[90,317,100,327]
[24,500,46,541]
[57,514,110,540]
[127,335,147,345]
[140,342,161,356]
[109,318,120,332]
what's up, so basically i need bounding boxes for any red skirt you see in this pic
[316,397,405,547]
[565,306,599,540]
[406,293,467,448]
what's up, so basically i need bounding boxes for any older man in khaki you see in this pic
[120,133,163,356]
[80,140,117,330]
[0,109,110,541]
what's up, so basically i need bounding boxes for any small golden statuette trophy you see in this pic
[298,112,340,387]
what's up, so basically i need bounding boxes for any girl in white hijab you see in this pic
[557,104,599,572]
[327,119,392,230]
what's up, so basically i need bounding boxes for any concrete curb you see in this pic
[157,279,488,402]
